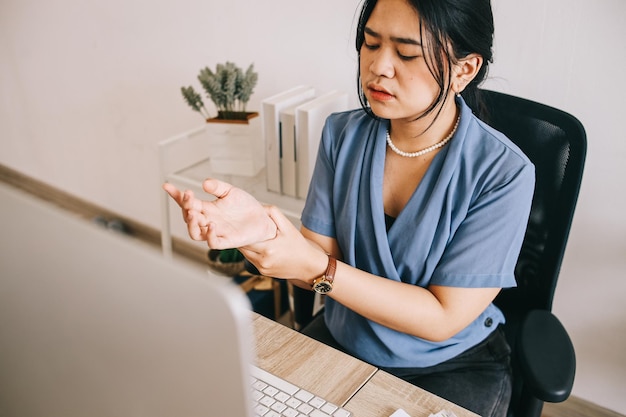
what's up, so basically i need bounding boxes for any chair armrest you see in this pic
[517,309,576,403]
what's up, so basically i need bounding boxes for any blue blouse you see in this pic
[301,97,535,368]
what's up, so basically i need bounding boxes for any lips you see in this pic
[367,83,394,102]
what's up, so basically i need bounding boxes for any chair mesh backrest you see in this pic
[479,90,586,317]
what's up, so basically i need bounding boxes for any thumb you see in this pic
[202,178,233,199]
[264,205,291,234]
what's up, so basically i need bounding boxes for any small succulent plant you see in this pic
[181,61,258,121]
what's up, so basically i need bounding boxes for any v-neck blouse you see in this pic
[300,97,535,368]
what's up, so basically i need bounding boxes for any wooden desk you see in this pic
[345,371,480,417]
[252,314,376,407]
[252,314,480,417]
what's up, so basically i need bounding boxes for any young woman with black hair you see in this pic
[164,1,534,415]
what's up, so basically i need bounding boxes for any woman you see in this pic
[164,0,534,415]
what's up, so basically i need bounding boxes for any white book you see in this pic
[261,86,315,193]
[295,91,349,199]
[279,105,299,197]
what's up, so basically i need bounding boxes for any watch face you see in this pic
[313,280,332,294]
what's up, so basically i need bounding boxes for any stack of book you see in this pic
[262,86,349,199]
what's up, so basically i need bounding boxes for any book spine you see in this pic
[279,109,297,197]
[263,102,282,193]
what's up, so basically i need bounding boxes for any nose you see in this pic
[368,48,395,78]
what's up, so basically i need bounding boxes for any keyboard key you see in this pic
[310,409,332,417]
[294,389,315,403]
[253,380,268,391]
[255,404,269,416]
[309,396,326,409]
[283,408,299,417]
[271,402,288,413]
[260,396,275,407]
[252,390,264,402]
[297,403,314,415]
[286,397,302,409]
[274,391,289,402]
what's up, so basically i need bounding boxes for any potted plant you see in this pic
[181,61,259,124]
[207,248,246,276]
[179,61,264,176]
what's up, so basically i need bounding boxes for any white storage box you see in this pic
[204,114,264,177]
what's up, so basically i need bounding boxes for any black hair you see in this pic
[355,0,494,121]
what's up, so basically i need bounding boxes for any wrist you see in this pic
[305,250,329,285]
[311,254,337,295]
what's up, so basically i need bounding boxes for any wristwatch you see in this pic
[312,255,337,294]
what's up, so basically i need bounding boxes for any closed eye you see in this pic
[398,53,419,61]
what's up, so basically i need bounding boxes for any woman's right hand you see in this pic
[162,178,277,249]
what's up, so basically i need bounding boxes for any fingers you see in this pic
[238,246,256,258]
[206,229,230,250]
[205,223,246,250]
[162,183,183,205]
[164,182,214,243]
[163,183,199,212]
[202,178,233,199]
[265,205,291,236]
[181,189,205,212]
[163,183,201,211]
[187,211,208,241]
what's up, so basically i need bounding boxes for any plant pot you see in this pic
[204,112,264,176]
[207,111,259,124]
[206,249,246,276]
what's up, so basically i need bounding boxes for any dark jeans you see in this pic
[301,315,512,417]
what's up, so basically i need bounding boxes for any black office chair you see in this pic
[479,89,586,417]
[296,89,586,417]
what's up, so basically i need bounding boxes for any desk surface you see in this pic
[252,314,479,417]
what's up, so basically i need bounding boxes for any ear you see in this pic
[452,53,483,94]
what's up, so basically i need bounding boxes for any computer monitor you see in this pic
[0,182,255,417]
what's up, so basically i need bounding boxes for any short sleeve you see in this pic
[431,162,535,288]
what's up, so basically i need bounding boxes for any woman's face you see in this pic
[360,0,445,122]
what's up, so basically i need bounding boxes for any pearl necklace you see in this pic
[386,114,461,158]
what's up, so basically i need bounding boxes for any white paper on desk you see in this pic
[389,409,458,417]
[430,410,458,417]
[389,409,411,417]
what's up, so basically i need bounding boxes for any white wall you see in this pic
[1,0,625,413]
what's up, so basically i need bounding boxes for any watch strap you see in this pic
[323,254,336,285]
[312,255,336,294]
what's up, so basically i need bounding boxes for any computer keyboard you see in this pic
[251,365,352,417]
